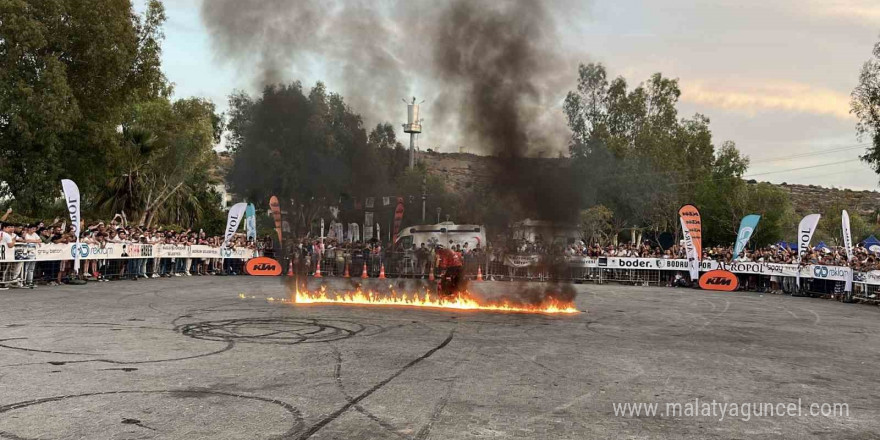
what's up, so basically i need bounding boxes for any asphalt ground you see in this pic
[0,276,878,439]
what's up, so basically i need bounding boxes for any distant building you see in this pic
[511,219,580,245]
[211,151,234,209]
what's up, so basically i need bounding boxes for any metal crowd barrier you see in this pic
[0,256,250,286]
[3,251,878,306]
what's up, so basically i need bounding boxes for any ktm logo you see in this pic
[246,257,282,276]
[704,277,732,285]
[698,270,739,291]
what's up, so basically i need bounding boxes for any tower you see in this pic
[402,97,422,169]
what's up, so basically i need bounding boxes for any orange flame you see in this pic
[274,285,580,314]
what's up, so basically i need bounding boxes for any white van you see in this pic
[395,222,486,250]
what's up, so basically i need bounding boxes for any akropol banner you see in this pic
[797,214,821,288]
[61,179,82,271]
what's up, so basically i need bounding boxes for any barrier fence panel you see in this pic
[4,248,880,305]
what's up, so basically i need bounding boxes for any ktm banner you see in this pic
[245,257,282,276]
[269,196,283,244]
[699,270,739,291]
[392,197,405,239]
[678,204,702,281]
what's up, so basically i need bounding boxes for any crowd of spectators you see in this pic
[0,210,267,290]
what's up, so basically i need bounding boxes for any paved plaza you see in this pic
[0,277,878,439]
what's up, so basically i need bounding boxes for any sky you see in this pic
[149,0,880,190]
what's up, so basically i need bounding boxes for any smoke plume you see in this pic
[202,0,578,217]
[204,0,585,302]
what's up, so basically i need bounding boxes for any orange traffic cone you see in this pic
[361,262,369,279]
[287,260,294,277]
[476,266,483,281]
[314,261,322,278]
[378,264,386,279]
[343,262,350,278]
[428,267,435,281]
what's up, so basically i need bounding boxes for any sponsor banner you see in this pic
[392,197,405,240]
[504,254,542,268]
[797,213,821,288]
[246,257,282,276]
[860,270,880,285]
[61,179,82,271]
[810,265,852,283]
[842,210,853,261]
[269,196,283,244]
[679,204,703,281]
[223,202,248,247]
[364,212,374,241]
[733,214,761,260]
[798,214,821,257]
[245,203,256,242]
[562,257,863,283]
[14,244,37,261]
[0,243,256,262]
[157,244,188,258]
[699,270,739,291]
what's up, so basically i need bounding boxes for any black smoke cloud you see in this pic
[204,0,584,304]
[202,0,578,220]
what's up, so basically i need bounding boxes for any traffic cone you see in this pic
[476,266,483,281]
[287,260,294,277]
[343,262,350,278]
[314,261,322,278]
[361,262,369,279]
[428,268,435,281]
[378,264,386,279]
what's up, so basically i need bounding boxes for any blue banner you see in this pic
[733,214,761,260]
[245,203,256,242]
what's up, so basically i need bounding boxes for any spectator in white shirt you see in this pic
[1,223,21,289]
[21,224,41,288]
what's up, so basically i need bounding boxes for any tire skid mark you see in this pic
[329,345,409,439]
[0,389,303,440]
[296,331,454,440]
[414,325,480,440]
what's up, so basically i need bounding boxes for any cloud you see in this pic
[804,0,880,24]
[681,81,854,120]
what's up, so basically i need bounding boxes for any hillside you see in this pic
[418,151,880,218]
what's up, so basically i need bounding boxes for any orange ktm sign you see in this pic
[245,257,282,276]
[699,270,739,291]
[678,204,702,259]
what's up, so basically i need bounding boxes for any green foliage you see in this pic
[563,62,792,245]
[814,203,877,246]
[698,180,795,248]
[95,96,221,227]
[226,82,422,236]
[852,38,880,180]
[0,0,168,214]
[579,205,614,245]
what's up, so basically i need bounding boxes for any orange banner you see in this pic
[269,196,282,244]
[678,204,702,260]
[698,270,739,291]
[246,257,283,276]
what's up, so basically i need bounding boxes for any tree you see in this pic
[852,37,880,179]
[96,97,222,227]
[0,0,168,214]
[227,82,374,236]
[579,205,614,245]
[564,62,766,242]
[814,203,875,246]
